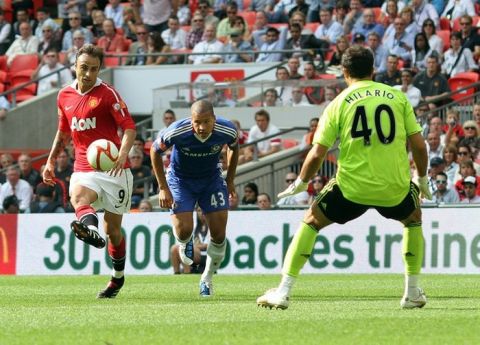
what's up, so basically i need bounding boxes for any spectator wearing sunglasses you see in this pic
[431,172,459,204]
[277,172,309,205]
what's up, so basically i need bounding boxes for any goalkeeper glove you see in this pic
[417,175,432,200]
[278,177,309,199]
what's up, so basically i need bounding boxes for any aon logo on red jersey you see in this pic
[71,117,97,131]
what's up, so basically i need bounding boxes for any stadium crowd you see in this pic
[1,0,480,211]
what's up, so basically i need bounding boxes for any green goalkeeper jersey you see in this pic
[313,80,421,206]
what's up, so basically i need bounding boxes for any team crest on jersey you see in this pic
[113,101,127,112]
[88,97,99,108]
[211,144,222,153]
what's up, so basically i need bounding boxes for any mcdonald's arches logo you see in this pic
[0,214,18,275]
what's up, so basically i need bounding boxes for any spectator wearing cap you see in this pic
[27,183,65,213]
[431,172,460,204]
[351,9,384,44]
[352,33,365,46]
[374,54,401,87]
[441,31,478,78]
[256,26,288,63]
[455,160,480,200]
[460,176,480,203]
[2,195,20,214]
[428,156,446,195]
[393,69,421,108]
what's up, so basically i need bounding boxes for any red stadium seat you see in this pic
[448,72,480,102]
[2,0,13,22]
[371,7,382,23]
[304,22,319,33]
[0,70,7,84]
[283,138,299,149]
[318,74,337,79]
[240,11,256,26]
[439,17,451,30]
[436,30,450,52]
[9,54,39,76]
[0,54,7,71]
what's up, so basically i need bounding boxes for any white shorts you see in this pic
[69,169,134,215]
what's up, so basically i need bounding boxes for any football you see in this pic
[86,139,119,171]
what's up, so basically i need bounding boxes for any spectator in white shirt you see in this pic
[393,69,421,108]
[5,22,39,66]
[247,109,282,158]
[189,24,224,64]
[0,166,33,213]
[161,15,187,50]
[441,31,478,78]
[441,0,476,21]
[33,48,73,95]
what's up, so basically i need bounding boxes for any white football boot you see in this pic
[400,287,427,309]
[257,288,290,310]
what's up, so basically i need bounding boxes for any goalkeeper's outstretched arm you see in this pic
[299,143,329,182]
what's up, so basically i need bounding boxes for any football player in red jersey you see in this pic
[42,44,137,299]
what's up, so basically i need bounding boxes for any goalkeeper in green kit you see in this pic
[257,46,432,310]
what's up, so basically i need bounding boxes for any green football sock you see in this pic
[402,224,424,275]
[282,222,318,278]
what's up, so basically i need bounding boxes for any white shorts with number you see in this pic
[69,169,134,215]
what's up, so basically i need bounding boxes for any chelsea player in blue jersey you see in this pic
[151,100,239,296]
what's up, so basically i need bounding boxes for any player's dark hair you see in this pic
[76,44,104,67]
[341,46,374,79]
[192,100,214,115]
[255,109,270,121]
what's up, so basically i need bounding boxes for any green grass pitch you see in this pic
[0,274,479,345]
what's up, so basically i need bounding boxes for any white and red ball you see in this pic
[86,139,119,171]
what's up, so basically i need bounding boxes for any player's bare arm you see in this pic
[110,128,136,177]
[150,145,174,209]
[43,130,71,186]
[278,143,329,199]
[408,132,431,199]
[225,144,239,198]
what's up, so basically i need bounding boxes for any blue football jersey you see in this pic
[153,116,238,178]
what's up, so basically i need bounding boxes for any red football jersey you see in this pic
[57,79,136,172]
